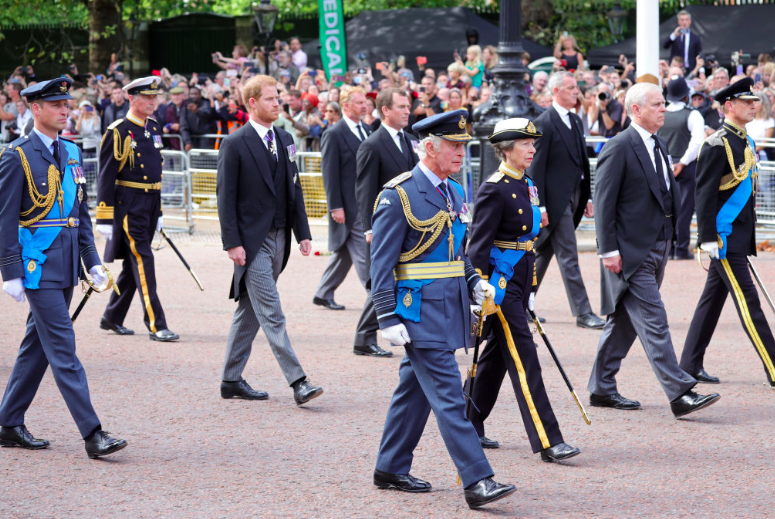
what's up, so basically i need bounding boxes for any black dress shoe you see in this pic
[479,436,500,449]
[373,469,431,493]
[149,329,179,342]
[0,425,49,450]
[293,379,323,405]
[221,379,268,400]
[589,392,641,410]
[540,442,581,462]
[670,390,721,418]
[464,477,516,509]
[353,344,393,357]
[100,317,134,335]
[576,313,606,329]
[673,250,695,260]
[693,368,720,384]
[312,296,345,310]
[84,430,127,459]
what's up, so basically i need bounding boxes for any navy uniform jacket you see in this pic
[0,132,100,287]
[96,115,164,262]
[369,165,481,350]
[468,167,540,292]
[695,121,757,256]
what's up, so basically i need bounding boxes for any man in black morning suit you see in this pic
[679,78,775,388]
[216,75,323,405]
[530,71,604,330]
[0,78,126,458]
[355,88,419,242]
[314,85,388,357]
[588,83,720,419]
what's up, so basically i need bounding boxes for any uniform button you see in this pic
[137,153,141,157]
[143,176,148,180]
[140,164,144,168]
[512,194,516,199]
[518,209,523,214]
[504,179,509,183]
[144,189,149,193]
[522,225,527,231]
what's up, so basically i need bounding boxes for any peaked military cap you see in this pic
[412,109,471,142]
[489,117,542,143]
[21,77,73,102]
[714,77,759,104]
[123,76,162,96]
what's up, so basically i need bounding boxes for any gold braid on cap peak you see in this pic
[394,185,453,263]
[16,147,63,227]
[112,128,135,172]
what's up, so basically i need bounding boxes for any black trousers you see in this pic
[467,254,564,453]
[680,252,775,384]
[672,161,696,257]
[104,209,168,333]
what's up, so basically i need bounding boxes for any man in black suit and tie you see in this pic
[663,10,702,73]
[530,72,605,330]
[313,86,389,357]
[355,88,419,241]
[216,75,323,406]
[588,83,720,419]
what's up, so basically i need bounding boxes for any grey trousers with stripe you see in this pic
[222,229,306,386]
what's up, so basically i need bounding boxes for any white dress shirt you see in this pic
[383,123,406,153]
[342,115,367,141]
[248,117,276,159]
[33,127,58,158]
[665,102,705,165]
[669,31,691,65]
[552,101,572,129]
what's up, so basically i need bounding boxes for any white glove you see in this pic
[473,280,496,305]
[470,304,488,323]
[3,278,26,303]
[528,292,535,312]
[701,241,719,260]
[89,265,108,287]
[381,323,411,346]
[97,224,113,241]
[156,216,164,232]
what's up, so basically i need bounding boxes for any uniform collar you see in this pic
[32,126,57,150]
[418,160,447,189]
[126,112,146,128]
[723,119,747,139]
[666,101,686,111]
[498,161,524,180]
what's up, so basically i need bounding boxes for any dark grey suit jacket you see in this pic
[529,105,591,233]
[594,125,680,315]
[321,118,372,251]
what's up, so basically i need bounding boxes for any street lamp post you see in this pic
[607,2,628,43]
[472,0,542,188]
[253,0,279,75]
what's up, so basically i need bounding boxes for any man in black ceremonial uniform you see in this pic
[679,78,775,388]
[96,76,179,342]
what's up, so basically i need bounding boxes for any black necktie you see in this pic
[52,140,60,167]
[356,123,366,142]
[398,131,412,166]
[651,135,668,192]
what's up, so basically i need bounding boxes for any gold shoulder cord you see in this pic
[718,137,756,191]
[112,128,135,172]
[17,147,63,227]
[394,185,453,263]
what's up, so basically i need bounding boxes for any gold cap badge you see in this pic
[60,82,68,92]
[527,121,537,134]
[458,115,467,129]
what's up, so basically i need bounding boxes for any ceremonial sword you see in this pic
[747,257,775,315]
[71,267,120,323]
[160,229,204,291]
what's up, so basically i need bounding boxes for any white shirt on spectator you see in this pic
[746,117,775,143]
[78,115,102,151]
[669,31,692,65]
[16,109,32,137]
[292,49,308,70]
[666,101,705,165]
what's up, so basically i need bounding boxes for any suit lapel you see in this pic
[243,125,276,197]
[28,131,58,169]
[275,127,296,202]
[550,107,581,166]
[627,127,665,211]
[341,121,363,156]
[379,126,406,171]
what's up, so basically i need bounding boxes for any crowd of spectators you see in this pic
[2,11,774,160]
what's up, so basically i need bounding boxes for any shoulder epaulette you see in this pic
[147,116,158,124]
[705,128,727,147]
[384,171,412,188]
[486,171,504,183]
[107,118,124,131]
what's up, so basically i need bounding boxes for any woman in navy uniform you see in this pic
[0,78,126,458]
[95,76,178,342]
[467,118,580,462]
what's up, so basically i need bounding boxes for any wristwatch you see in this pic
[421,103,429,108]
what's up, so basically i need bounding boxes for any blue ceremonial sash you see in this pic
[18,141,79,289]
[395,182,466,323]
[716,136,757,260]
[489,177,541,305]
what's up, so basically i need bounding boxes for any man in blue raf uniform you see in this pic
[680,78,775,388]
[370,109,516,510]
[95,76,179,342]
[467,118,580,463]
[0,78,127,458]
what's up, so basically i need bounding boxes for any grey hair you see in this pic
[755,91,772,119]
[715,67,729,78]
[677,9,691,19]
[416,135,443,160]
[625,83,661,117]
[491,140,516,162]
[548,71,574,92]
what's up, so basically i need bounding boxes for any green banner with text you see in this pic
[318,0,347,84]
